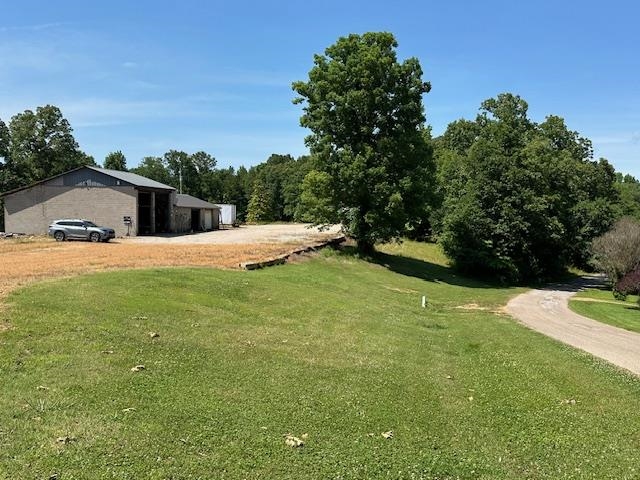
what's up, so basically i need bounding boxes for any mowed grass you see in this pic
[1,242,640,479]
[570,288,640,333]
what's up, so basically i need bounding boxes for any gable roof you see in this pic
[0,165,175,197]
[175,194,220,210]
[86,166,175,190]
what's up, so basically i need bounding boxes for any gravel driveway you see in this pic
[124,223,343,244]
[507,275,640,376]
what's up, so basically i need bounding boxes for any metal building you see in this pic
[1,166,220,237]
[174,194,221,232]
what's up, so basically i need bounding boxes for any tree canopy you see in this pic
[293,32,435,252]
[0,105,94,193]
[437,94,619,282]
[0,106,95,230]
[614,173,640,220]
[104,151,127,171]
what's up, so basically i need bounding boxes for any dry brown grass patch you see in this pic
[0,239,309,306]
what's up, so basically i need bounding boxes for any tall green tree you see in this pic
[282,155,313,221]
[163,150,194,194]
[292,32,435,252]
[0,106,94,230]
[439,94,618,282]
[614,173,640,220]
[104,151,127,171]
[190,151,217,200]
[7,105,94,186]
[246,178,275,223]
[246,154,313,222]
[0,119,9,162]
[130,156,171,185]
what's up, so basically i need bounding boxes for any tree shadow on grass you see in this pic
[540,274,607,293]
[333,244,600,291]
[333,245,503,290]
[371,250,505,290]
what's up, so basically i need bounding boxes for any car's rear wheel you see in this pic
[89,232,101,242]
[54,231,65,242]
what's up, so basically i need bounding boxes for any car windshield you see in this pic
[83,221,97,227]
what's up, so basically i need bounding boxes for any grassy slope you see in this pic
[570,289,640,333]
[1,242,639,479]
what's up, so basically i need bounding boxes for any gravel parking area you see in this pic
[125,224,342,245]
[0,224,344,309]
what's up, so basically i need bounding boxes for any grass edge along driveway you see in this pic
[570,287,640,334]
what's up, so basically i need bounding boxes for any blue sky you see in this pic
[1,0,638,176]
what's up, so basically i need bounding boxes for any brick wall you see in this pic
[4,185,137,237]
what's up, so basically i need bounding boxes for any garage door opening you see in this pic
[191,209,201,232]
[138,191,152,235]
[155,193,170,233]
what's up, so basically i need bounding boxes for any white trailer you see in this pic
[217,204,237,225]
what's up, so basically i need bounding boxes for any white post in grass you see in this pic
[421,295,427,308]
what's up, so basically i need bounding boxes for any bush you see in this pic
[591,217,640,283]
[612,289,628,302]
[614,268,640,301]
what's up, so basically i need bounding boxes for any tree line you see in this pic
[2,31,640,284]
[0,107,314,227]
[292,32,640,283]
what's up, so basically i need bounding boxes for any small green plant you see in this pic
[613,289,628,301]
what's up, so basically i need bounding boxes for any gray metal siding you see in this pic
[60,168,133,188]
[87,166,175,190]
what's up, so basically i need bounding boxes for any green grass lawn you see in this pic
[1,242,640,479]
[570,288,640,333]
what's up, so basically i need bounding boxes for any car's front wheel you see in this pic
[89,232,101,242]
[54,231,65,242]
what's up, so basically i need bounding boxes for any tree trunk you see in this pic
[356,238,375,255]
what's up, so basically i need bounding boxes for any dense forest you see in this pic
[1,32,640,283]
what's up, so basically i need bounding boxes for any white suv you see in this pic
[48,219,116,242]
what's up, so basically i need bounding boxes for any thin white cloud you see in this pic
[121,61,138,68]
[0,22,67,33]
[52,93,263,127]
[128,80,163,89]
[0,88,286,127]
[0,41,64,75]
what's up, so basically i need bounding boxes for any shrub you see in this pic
[591,217,640,283]
[614,268,640,301]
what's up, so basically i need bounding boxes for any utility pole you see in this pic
[179,166,183,194]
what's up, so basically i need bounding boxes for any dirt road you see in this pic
[506,276,640,376]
